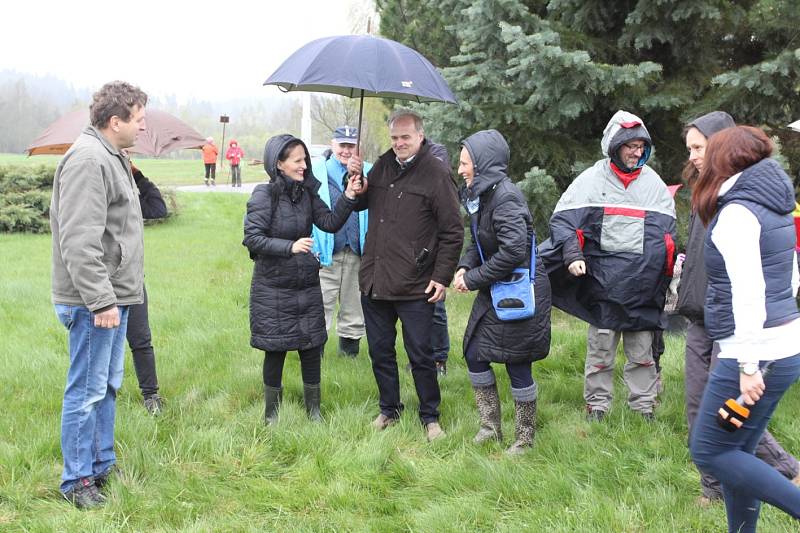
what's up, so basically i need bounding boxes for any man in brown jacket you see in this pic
[348,109,463,441]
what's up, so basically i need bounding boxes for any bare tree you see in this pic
[310,95,360,139]
[310,94,388,161]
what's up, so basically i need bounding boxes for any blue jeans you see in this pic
[431,300,449,362]
[55,304,129,493]
[690,356,800,533]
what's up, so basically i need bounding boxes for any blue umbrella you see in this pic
[264,34,456,151]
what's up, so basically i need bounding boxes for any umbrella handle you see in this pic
[356,90,364,156]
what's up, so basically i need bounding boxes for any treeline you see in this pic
[0,71,389,163]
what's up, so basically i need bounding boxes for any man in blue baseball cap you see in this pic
[311,126,371,357]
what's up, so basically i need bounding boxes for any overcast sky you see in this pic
[2,0,369,102]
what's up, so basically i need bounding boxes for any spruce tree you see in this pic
[377,0,800,236]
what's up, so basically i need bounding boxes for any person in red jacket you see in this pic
[226,139,245,187]
[201,137,218,186]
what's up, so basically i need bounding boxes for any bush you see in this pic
[0,164,54,233]
[0,163,179,233]
[517,166,560,241]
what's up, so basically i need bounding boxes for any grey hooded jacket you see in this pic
[50,126,144,311]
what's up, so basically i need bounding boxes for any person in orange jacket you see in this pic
[226,139,245,187]
[202,137,218,186]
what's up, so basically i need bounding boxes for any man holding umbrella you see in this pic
[348,109,463,441]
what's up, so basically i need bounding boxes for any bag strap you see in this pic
[471,216,536,282]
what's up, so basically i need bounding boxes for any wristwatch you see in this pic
[739,362,760,376]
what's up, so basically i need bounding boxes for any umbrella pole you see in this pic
[356,90,364,156]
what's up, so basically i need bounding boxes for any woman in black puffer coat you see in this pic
[453,129,551,454]
[243,134,361,424]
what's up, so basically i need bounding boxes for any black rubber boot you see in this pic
[338,337,360,357]
[303,383,322,422]
[264,385,282,424]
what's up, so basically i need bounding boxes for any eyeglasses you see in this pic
[623,142,646,152]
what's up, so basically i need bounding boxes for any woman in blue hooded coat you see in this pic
[453,130,551,454]
[243,134,362,424]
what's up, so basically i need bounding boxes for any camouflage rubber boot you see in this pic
[472,384,502,443]
[506,399,536,455]
[264,385,282,424]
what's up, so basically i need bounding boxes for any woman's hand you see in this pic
[740,371,766,406]
[291,237,313,254]
[344,173,367,199]
[452,268,469,292]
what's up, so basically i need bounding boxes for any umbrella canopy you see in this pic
[264,34,456,104]
[27,109,207,156]
[264,34,456,152]
[789,120,800,133]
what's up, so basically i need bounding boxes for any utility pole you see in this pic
[219,115,229,173]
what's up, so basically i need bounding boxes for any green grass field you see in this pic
[1,192,799,531]
[0,153,269,187]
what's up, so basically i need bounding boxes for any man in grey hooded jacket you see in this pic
[50,81,147,509]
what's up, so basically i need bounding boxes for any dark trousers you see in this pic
[231,164,241,186]
[651,330,664,373]
[361,296,440,424]
[431,300,450,362]
[263,346,322,387]
[204,163,215,181]
[690,356,800,532]
[126,285,159,397]
[464,337,534,389]
[684,320,799,498]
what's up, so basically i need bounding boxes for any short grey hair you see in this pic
[388,109,423,132]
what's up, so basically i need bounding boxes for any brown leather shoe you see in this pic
[426,422,446,442]
[372,413,397,430]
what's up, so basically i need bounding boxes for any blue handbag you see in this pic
[471,218,536,321]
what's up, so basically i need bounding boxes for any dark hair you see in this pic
[90,81,148,128]
[681,159,700,187]
[692,126,773,225]
[269,139,307,204]
[278,139,305,163]
[681,125,701,187]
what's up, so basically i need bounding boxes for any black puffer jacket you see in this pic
[243,134,356,351]
[457,130,551,363]
[676,211,707,323]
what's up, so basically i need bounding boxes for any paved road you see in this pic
[175,182,261,194]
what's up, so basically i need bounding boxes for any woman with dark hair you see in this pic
[243,134,363,424]
[688,126,800,532]
[677,113,799,504]
[453,130,551,454]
